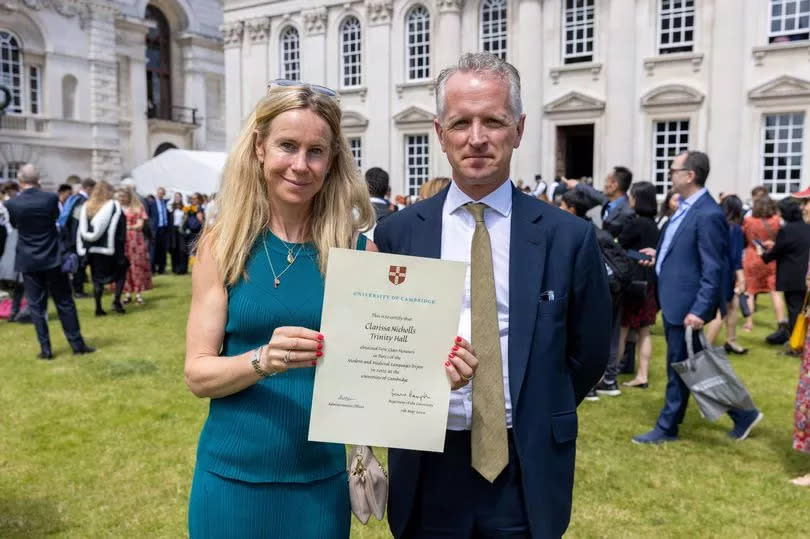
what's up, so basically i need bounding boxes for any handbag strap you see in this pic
[684,326,710,364]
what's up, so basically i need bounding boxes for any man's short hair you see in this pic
[612,166,633,193]
[365,167,390,199]
[58,183,73,194]
[681,151,710,186]
[16,163,40,185]
[435,52,522,123]
[81,178,96,191]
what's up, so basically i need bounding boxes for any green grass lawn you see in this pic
[0,274,807,537]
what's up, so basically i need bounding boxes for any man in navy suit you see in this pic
[374,52,611,539]
[633,151,762,444]
[147,186,170,274]
[4,164,95,359]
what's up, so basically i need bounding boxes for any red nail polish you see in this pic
[316,351,323,357]
[448,353,455,358]
[317,343,323,350]
[452,345,459,352]
[311,360,317,366]
[317,334,324,341]
[455,336,462,343]
[444,360,451,367]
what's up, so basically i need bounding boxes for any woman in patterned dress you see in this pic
[742,196,785,332]
[790,255,810,486]
[118,189,152,304]
[791,194,810,486]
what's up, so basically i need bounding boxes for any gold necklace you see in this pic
[263,234,305,288]
[277,236,299,264]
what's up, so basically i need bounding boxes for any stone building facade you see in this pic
[0,0,225,188]
[222,0,809,199]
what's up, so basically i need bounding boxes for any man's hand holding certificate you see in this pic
[308,248,467,451]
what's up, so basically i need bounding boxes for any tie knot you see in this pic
[465,202,487,223]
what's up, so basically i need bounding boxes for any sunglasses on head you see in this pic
[267,79,340,102]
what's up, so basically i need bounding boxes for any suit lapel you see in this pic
[660,192,707,266]
[409,186,448,259]
[508,187,546,409]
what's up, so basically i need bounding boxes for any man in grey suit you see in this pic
[565,166,635,239]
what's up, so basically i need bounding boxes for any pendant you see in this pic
[274,278,280,288]
[287,250,295,264]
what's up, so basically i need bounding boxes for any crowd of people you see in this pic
[0,168,212,354]
[3,50,810,536]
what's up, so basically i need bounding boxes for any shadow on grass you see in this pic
[0,497,67,537]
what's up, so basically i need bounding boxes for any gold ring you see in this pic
[461,374,473,382]
[284,349,292,364]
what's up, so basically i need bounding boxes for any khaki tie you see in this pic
[465,202,508,483]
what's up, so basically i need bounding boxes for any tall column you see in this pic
[365,0,393,172]
[301,8,328,85]
[115,16,150,170]
[435,0,463,72]
[244,17,271,111]
[706,0,743,195]
[603,0,637,174]
[221,21,244,147]
[515,0,543,183]
[88,1,122,182]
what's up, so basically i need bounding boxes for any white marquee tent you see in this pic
[130,149,227,197]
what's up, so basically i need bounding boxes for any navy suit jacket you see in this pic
[147,198,170,232]
[374,183,612,538]
[4,188,61,273]
[656,191,729,325]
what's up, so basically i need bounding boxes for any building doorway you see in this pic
[556,124,594,181]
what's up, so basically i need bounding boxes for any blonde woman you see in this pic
[118,188,152,304]
[77,181,128,316]
[418,176,451,200]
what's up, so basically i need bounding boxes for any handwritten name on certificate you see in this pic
[308,248,466,452]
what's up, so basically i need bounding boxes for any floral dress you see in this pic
[742,215,780,294]
[794,254,810,454]
[123,206,153,293]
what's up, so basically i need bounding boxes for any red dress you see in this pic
[742,215,780,294]
[123,207,153,293]
[794,256,810,454]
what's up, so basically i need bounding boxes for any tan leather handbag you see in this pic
[347,445,388,524]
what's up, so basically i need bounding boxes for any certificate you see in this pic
[308,248,466,452]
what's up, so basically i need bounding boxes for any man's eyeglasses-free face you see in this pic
[267,79,340,102]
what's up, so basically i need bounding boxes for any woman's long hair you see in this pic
[201,86,375,286]
[629,181,657,219]
[84,181,113,218]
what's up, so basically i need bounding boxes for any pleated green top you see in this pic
[194,230,366,483]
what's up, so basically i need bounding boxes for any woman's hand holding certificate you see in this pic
[446,336,478,390]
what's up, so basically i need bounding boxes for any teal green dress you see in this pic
[188,231,366,538]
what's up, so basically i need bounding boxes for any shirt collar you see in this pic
[680,187,707,209]
[446,178,513,218]
[370,197,387,205]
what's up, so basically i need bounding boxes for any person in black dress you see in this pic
[761,197,810,351]
[617,181,660,388]
[77,181,129,316]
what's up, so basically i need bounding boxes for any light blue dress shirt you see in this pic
[655,187,707,276]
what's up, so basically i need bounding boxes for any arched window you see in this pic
[0,31,23,114]
[406,6,430,81]
[154,142,177,156]
[62,74,78,119]
[145,5,172,120]
[340,17,362,88]
[480,0,507,60]
[280,27,300,81]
